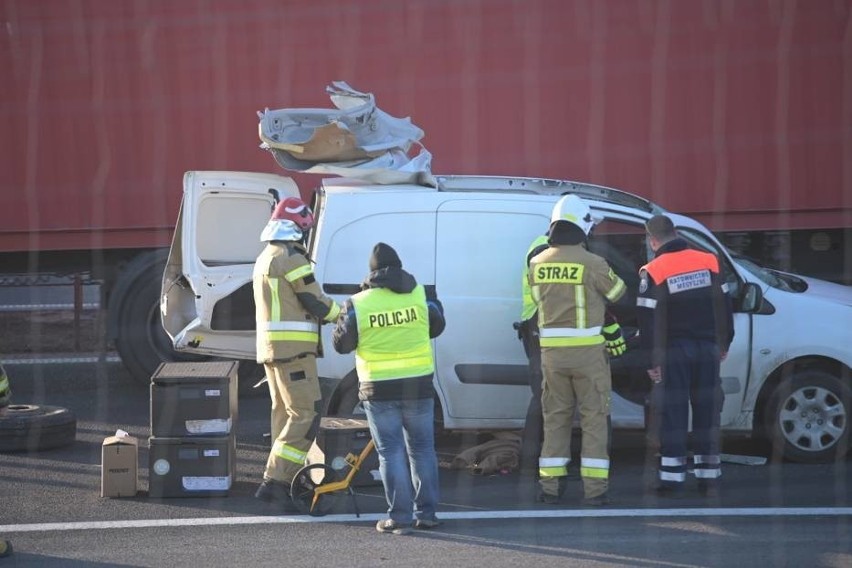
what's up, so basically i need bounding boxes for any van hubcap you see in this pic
[778,386,846,452]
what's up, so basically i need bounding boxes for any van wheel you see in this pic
[0,404,77,453]
[325,371,446,436]
[111,249,207,384]
[765,370,851,463]
[326,371,364,416]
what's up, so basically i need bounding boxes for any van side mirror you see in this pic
[740,282,764,313]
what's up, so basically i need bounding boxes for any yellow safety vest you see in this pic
[521,235,550,321]
[352,285,434,381]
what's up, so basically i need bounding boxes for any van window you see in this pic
[588,219,647,325]
[197,194,270,266]
[680,228,742,300]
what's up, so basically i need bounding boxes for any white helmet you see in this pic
[550,194,599,236]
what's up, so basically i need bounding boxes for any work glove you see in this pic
[602,322,626,357]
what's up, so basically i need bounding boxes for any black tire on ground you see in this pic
[110,249,207,385]
[0,404,77,453]
[765,370,852,463]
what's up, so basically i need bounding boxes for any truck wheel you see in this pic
[111,249,206,384]
[0,404,76,452]
[765,370,851,463]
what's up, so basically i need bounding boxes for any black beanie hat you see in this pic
[369,242,402,271]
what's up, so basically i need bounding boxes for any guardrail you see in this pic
[0,273,102,352]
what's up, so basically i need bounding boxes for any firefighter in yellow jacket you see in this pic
[529,195,626,506]
[253,197,341,509]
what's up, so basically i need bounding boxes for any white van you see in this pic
[162,171,852,463]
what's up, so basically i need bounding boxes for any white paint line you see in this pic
[2,507,851,534]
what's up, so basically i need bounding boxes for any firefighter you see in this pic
[518,234,626,475]
[637,215,733,497]
[530,195,626,506]
[332,243,446,535]
[252,197,341,509]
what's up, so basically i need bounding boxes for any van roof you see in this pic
[322,174,662,214]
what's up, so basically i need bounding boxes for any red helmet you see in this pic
[270,197,315,230]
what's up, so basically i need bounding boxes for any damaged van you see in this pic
[162,171,852,464]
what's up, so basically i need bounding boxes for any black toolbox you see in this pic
[148,435,236,498]
[150,361,238,437]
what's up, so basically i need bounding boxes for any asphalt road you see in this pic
[1,359,851,567]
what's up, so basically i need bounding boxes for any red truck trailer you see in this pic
[1,0,849,384]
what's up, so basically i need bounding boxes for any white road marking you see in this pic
[2,507,851,533]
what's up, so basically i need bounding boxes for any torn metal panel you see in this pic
[258,81,435,186]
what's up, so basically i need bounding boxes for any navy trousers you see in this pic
[658,338,724,485]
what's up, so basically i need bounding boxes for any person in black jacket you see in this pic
[333,243,446,535]
[637,215,734,497]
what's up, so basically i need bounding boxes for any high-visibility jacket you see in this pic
[529,244,626,348]
[521,235,550,321]
[351,285,434,381]
[253,241,340,363]
[636,238,733,365]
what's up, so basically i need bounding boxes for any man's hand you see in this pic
[720,350,728,362]
[647,366,662,384]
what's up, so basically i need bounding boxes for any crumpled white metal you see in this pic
[258,81,436,187]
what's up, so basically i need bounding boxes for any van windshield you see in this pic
[731,254,806,293]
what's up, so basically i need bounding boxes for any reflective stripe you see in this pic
[539,457,570,467]
[358,355,433,374]
[267,331,319,342]
[693,455,721,465]
[636,297,657,309]
[694,468,722,479]
[720,283,730,293]
[540,335,605,347]
[581,457,610,469]
[269,278,281,321]
[540,326,602,337]
[605,278,626,301]
[575,285,586,328]
[539,466,567,478]
[661,456,687,467]
[580,467,609,479]
[272,441,307,465]
[325,302,341,322]
[660,471,686,482]
[284,264,313,282]
[262,321,318,332]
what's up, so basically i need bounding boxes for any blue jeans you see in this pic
[363,398,440,525]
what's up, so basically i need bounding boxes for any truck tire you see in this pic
[765,370,851,463]
[110,249,206,385]
[0,404,77,452]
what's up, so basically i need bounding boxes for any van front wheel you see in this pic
[765,370,851,463]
